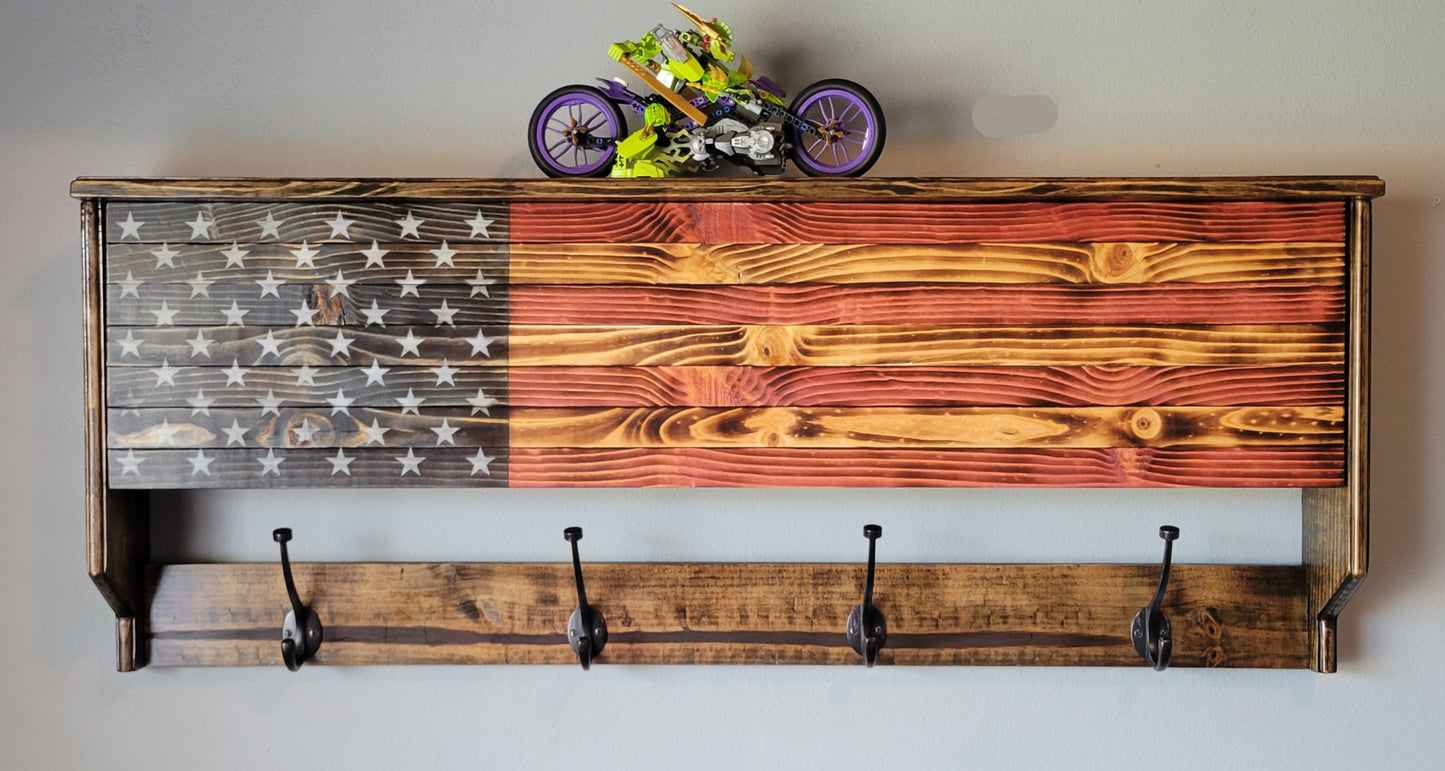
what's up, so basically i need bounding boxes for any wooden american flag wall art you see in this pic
[75,177,1379,671]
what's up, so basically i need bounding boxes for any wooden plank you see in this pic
[508,242,1346,285]
[71,176,1386,201]
[144,562,1308,667]
[508,282,1344,325]
[108,366,507,407]
[104,202,508,244]
[105,325,506,366]
[109,447,506,489]
[506,406,1343,449]
[505,324,1344,367]
[105,284,509,327]
[510,201,1347,244]
[106,241,508,282]
[506,365,1345,408]
[507,447,1345,488]
[108,408,506,449]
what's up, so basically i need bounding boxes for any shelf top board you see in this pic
[71,176,1385,202]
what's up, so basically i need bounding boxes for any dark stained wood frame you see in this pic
[74,177,1380,672]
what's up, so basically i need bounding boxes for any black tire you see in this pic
[527,85,627,178]
[785,79,886,177]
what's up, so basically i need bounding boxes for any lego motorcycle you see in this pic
[527,9,884,178]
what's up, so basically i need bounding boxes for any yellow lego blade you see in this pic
[618,56,709,126]
[673,3,723,41]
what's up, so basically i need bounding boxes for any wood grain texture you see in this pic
[108,408,506,449]
[510,201,1346,244]
[106,325,506,366]
[109,447,506,489]
[505,324,1344,367]
[103,202,508,244]
[505,365,1345,408]
[108,366,507,407]
[71,176,1385,201]
[506,406,1343,449]
[145,562,1308,667]
[106,241,508,282]
[508,282,1344,325]
[104,284,508,327]
[507,447,1345,487]
[508,242,1345,285]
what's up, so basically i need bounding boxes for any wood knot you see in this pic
[1090,243,1146,282]
[1128,408,1164,442]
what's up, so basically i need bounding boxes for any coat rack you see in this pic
[73,175,1380,672]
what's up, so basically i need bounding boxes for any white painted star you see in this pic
[220,300,250,326]
[222,241,249,268]
[258,448,285,476]
[396,211,424,238]
[466,448,495,476]
[118,449,145,475]
[257,390,284,416]
[257,329,284,358]
[152,243,179,269]
[153,359,179,387]
[116,329,144,358]
[186,212,214,239]
[187,449,214,476]
[117,212,145,240]
[397,389,425,415]
[430,241,458,268]
[431,418,459,446]
[187,390,214,416]
[362,299,389,327]
[396,447,425,475]
[154,419,181,446]
[223,419,248,446]
[430,359,459,385]
[464,329,496,358]
[118,271,143,298]
[430,299,459,326]
[466,269,495,298]
[256,211,283,239]
[186,329,213,358]
[291,241,320,268]
[327,389,355,416]
[292,417,320,445]
[327,448,354,476]
[325,210,355,239]
[361,418,390,446]
[395,329,423,357]
[325,269,355,298]
[361,240,388,268]
[186,271,214,298]
[290,301,319,327]
[222,359,249,386]
[465,211,495,238]
[361,360,390,386]
[467,388,496,416]
[256,271,284,298]
[328,329,355,357]
[395,270,425,297]
[293,364,318,385]
[150,300,178,327]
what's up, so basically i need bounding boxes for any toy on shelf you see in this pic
[527,4,885,178]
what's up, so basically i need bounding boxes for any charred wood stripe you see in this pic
[508,283,1345,326]
[106,202,509,244]
[505,365,1345,408]
[509,201,1347,244]
[507,242,1345,285]
[507,447,1345,488]
[505,406,1343,450]
[504,324,1345,367]
[106,447,507,489]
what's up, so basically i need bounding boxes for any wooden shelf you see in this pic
[75,176,1378,672]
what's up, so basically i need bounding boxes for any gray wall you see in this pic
[2,1,1441,767]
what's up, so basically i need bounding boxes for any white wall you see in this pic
[2,1,1441,768]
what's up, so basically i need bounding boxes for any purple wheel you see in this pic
[528,85,627,178]
[786,79,886,177]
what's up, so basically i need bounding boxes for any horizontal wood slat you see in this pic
[105,242,508,282]
[104,202,508,244]
[108,366,506,407]
[510,201,1346,244]
[109,447,505,489]
[145,562,1308,667]
[107,325,505,366]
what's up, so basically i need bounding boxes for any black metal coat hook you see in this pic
[273,528,323,671]
[846,524,887,667]
[1131,525,1180,671]
[564,527,608,670]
